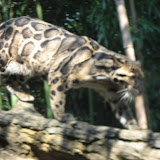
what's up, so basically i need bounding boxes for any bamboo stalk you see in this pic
[44,81,53,118]
[36,0,43,20]
[115,0,135,60]
[35,1,52,118]
[114,0,148,129]
[129,0,142,60]
[11,95,18,107]
[129,0,150,129]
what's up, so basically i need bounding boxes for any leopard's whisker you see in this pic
[117,88,128,93]
[118,88,134,104]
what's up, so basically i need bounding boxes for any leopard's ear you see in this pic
[135,60,142,67]
[94,59,109,67]
[113,56,127,67]
[94,59,115,71]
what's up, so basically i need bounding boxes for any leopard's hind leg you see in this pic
[6,75,34,101]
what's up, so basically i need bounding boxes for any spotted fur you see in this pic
[0,17,144,129]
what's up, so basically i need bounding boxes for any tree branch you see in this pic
[0,101,160,160]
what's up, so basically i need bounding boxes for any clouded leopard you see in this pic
[0,17,144,129]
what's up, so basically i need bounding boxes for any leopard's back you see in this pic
[0,17,75,75]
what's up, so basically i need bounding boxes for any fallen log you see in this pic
[0,101,160,160]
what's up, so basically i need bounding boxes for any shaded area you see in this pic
[0,101,160,160]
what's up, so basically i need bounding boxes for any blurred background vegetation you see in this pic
[0,0,160,131]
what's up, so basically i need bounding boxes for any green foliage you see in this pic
[11,95,18,107]
[44,81,53,119]
[0,84,11,110]
[36,0,43,20]
[0,0,159,131]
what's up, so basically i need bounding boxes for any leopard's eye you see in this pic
[117,74,127,77]
[130,75,136,79]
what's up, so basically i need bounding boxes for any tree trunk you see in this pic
[129,0,142,60]
[128,0,151,129]
[0,101,160,160]
[114,0,148,129]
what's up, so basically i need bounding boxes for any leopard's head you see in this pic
[92,53,144,102]
[111,57,144,102]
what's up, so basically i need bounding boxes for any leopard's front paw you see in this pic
[61,114,76,122]
[128,125,140,130]
[127,119,140,130]
[55,113,75,122]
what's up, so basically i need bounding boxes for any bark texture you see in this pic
[0,101,160,160]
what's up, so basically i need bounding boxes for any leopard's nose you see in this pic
[134,80,144,93]
[136,84,144,95]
